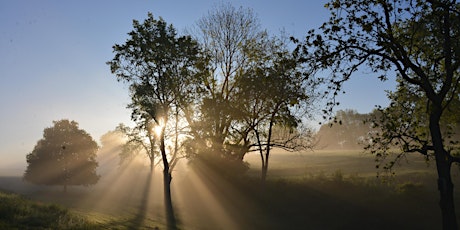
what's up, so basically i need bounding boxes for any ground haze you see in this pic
[1,149,454,229]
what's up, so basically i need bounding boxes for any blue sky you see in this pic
[0,0,395,171]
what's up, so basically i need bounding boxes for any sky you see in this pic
[0,0,396,171]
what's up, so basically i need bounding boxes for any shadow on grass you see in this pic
[129,170,153,229]
[0,169,450,230]
[239,175,442,230]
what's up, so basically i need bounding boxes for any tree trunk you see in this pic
[436,156,457,230]
[150,157,155,173]
[159,126,177,230]
[430,108,458,230]
[255,129,267,182]
[262,151,270,182]
[261,163,268,182]
[163,169,176,230]
[63,184,67,193]
[261,115,275,182]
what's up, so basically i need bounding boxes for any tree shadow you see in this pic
[130,170,153,229]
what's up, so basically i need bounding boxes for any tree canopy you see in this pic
[108,13,200,229]
[184,4,317,180]
[184,3,266,161]
[24,119,99,192]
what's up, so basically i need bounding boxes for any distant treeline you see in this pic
[316,109,460,150]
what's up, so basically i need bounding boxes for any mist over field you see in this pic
[0,131,450,229]
[0,106,456,230]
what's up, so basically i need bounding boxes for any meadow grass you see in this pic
[0,189,167,230]
[236,170,444,229]
[1,149,457,229]
[0,190,97,229]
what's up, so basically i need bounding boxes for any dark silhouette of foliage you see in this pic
[366,78,460,172]
[24,120,99,192]
[295,0,460,229]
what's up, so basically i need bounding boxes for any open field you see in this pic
[246,149,439,178]
[1,150,459,229]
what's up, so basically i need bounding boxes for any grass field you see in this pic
[1,150,458,229]
[0,190,97,229]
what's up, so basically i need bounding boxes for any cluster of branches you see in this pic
[364,77,460,172]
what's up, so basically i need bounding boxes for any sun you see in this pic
[154,119,165,137]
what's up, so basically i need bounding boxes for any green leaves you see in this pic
[108,13,200,125]
[24,120,99,187]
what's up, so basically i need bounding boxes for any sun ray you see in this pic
[171,159,261,229]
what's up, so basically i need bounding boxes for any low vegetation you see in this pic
[2,150,458,229]
[0,189,166,230]
[0,190,95,229]
[209,168,449,230]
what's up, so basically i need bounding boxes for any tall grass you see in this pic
[0,191,96,229]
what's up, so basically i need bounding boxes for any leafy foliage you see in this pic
[365,78,460,171]
[186,4,317,167]
[108,13,200,123]
[116,122,158,170]
[107,13,200,173]
[184,3,266,160]
[24,120,99,188]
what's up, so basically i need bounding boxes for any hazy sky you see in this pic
[0,0,395,170]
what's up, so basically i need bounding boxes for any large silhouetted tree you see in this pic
[108,13,199,230]
[295,0,460,229]
[24,119,99,192]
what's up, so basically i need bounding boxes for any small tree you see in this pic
[116,120,158,172]
[24,119,99,192]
